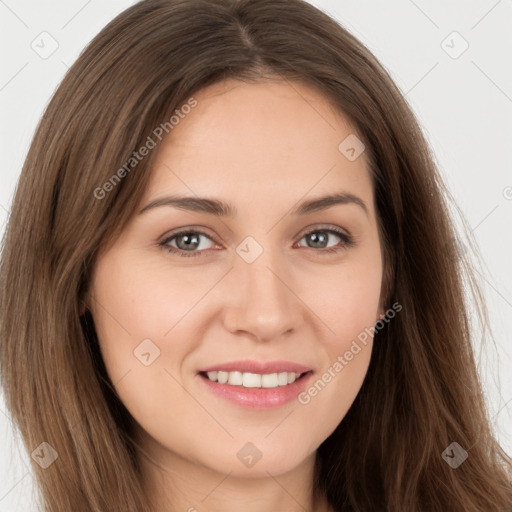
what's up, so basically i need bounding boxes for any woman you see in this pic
[1,0,511,511]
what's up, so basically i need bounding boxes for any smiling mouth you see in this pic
[199,370,312,389]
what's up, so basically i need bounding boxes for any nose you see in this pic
[221,246,304,342]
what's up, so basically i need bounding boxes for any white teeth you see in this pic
[204,370,304,388]
[243,372,261,388]
[261,373,278,388]
[228,371,243,386]
[207,371,218,381]
[277,372,289,386]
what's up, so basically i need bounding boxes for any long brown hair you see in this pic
[1,0,511,510]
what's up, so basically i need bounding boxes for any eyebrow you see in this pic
[138,192,369,217]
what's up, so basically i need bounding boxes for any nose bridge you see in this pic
[222,237,302,340]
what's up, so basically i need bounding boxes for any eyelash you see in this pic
[158,226,355,258]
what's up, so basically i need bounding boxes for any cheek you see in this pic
[295,343,372,452]
[89,251,208,360]
[294,252,381,425]
[295,287,377,444]
[303,252,382,348]
[88,254,207,451]
[88,249,228,419]
[87,254,170,400]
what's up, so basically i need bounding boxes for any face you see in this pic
[87,79,385,480]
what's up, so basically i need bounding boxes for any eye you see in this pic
[159,229,216,257]
[295,226,355,254]
[159,225,355,258]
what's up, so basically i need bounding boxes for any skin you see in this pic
[86,78,385,512]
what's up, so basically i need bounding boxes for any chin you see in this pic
[202,438,314,478]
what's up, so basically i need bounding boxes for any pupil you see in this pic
[178,233,199,250]
[309,231,327,248]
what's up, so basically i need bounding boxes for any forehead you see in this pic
[141,79,373,216]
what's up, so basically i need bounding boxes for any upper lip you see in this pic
[198,360,313,375]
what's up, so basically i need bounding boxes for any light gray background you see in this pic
[1,1,511,510]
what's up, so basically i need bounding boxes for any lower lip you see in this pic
[198,371,314,410]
